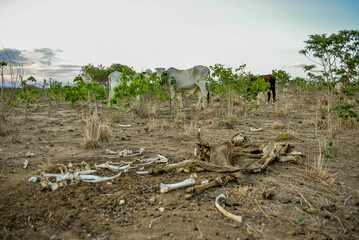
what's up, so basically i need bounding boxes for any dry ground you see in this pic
[0,89,359,240]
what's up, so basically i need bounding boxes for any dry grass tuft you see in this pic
[343,117,358,129]
[160,120,170,131]
[304,143,335,187]
[145,119,156,132]
[212,94,221,102]
[38,160,58,173]
[83,108,100,148]
[190,104,198,111]
[271,122,283,130]
[304,119,315,126]
[183,121,197,136]
[174,111,186,125]
[302,95,316,105]
[237,185,251,198]
[276,131,294,141]
[228,115,240,125]
[275,104,288,117]
[99,120,111,141]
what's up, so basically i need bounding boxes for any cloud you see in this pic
[0,47,81,82]
[285,63,307,68]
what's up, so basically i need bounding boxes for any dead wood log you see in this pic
[148,159,245,175]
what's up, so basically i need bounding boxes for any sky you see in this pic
[0,0,358,84]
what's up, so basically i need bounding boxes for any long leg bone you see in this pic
[215,193,243,223]
[160,174,197,193]
[185,175,237,199]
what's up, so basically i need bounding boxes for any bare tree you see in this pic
[0,47,23,143]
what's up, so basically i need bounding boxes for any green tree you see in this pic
[272,69,291,87]
[299,30,359,135]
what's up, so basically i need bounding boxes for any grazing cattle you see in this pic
[108,70,152,107]
[155,65,210,110]
[250,74,276,103]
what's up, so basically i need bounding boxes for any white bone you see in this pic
[29,176,38,182]
[25,152,34,157]
[119,124,131,127]
[136,171,149,175]
[232,133,245,143]
[250,127,263,132]
[160,174,197,193]
[118,148,145,157]
[106,149,118,155]
[23,159,29,169]
[95,162,130,171]
[44,172,122,183]
[215,194,242,223]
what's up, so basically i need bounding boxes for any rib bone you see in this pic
[215,193,242,222]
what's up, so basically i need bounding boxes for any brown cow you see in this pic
[250,74,276,103]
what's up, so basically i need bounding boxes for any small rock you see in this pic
[158,207,165,213]
[119,199,125,205]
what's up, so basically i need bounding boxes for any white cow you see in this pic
[108,70,153,107]
[155,65,210,110]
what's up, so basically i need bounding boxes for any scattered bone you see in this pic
[51,182,59,191]
[136,171,149,175]
[161,174,197,193]
[118,148,145,157]
[231,132,248,146]
[43,172,122,183]
[215,193,243,223]
[119,199,125,205]
[119,124,131,127]
[25,152,34,157]
[250,127,263,132]
[23,159,29,169]
[28,176,38,182]
[95,162,131,171]
[185,175,240,199]
[149,216,162,229]
[105,149,118,155]
[200,180,209,185]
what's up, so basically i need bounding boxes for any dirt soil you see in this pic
[1,90,359,240]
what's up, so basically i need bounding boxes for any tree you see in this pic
[0,47,23,142]
[209,64,269,118]
[1,61,7,105]
[299,30,359,135]
[272,69,291,87]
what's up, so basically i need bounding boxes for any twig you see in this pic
[253,199,271,220]
[148,216,162,229]
[197,224,204,238]
[343,195,352,206]
[296,190,315,211]
[245,223,261,237]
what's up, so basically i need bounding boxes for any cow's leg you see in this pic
[196,81,208,110]
[177,92,183,110]
[267,92,271,104]
[196,91,202,110]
